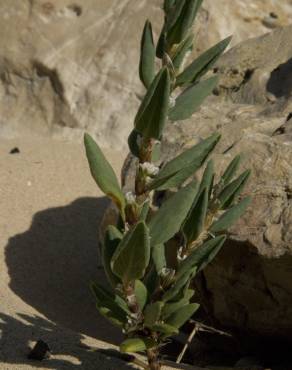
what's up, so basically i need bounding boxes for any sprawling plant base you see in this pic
[83,1,251,369]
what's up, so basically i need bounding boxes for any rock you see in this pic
[1,1,292,150]
[120,26,292,344]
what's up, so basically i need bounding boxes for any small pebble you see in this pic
[27,340,51,361]
[9,147,20,154]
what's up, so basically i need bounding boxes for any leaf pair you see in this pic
[176,36,232,87]
[149,133,220,191]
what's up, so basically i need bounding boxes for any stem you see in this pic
[176,322,198,364]
[146,348,161,370]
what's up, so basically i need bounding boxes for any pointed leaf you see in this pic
[139,20,155,89]
[102,225,123,287]
[176,235,226,279]
[169,76,218,121]
[183,188,208,244]
[162,289,195,319]
[152,244,166,274]
[111,221,150,284]
[221,155,241,185]
[120,338,156,353]
[210,197,251,233]
[135,68,170,139]
[217,170,251,209]
[176,36,232,86]
[97,306,125,327]
[84,133,125,213]
[200,159,214,197]
[91,283,128,326]
[162,268,196,303]
[167,0,203,47]
[166,303,199,328]
[149,133,221,191]
[144,302,164,327]
[135,280,148,310]
[149,181,198,246]
[139,201,150,221]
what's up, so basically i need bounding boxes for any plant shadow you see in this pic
[4,197,122,343]
[0,312,136,369]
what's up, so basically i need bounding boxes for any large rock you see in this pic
[122,25,292,342]
[1,0,292,150]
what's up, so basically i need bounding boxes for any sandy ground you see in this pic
[0,137,208,370]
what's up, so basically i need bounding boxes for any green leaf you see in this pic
[139,20,155,89]
[149,133,221,191]
[91,282,128,326]
[84,133,125,214]
[172,34,194,71]
[176,36,232,86]
[102,225,123,287]
[162,289,195,319]
[162,269,196,303]
[183,188,208,244]
[97,306,125,327]
[149,181,198,246]
[176,235,226,279]
[135,68,170,140]
[169,76,218,121]
[152,323,179,335]
[217,170,251,209]
[221,155,241,185]
[135,280,148,310]
[139,201,150,221]
[156,25,167,59]
[144,301,164,327]
[167,0,203,47]
[200,159,214,197]
[128,129,141,158]
[152,244,166,274]
[120,338,156,353]
[111,221,150,284]
[210,197,251,233]
[166,303,199,328]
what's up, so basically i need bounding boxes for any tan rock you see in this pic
[1,0,292,151]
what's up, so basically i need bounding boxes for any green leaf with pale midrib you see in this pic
[166,303,199,328]
[210,197,251,233]
[149,181,199,246]
[183,187,208,244]
[169,76,219,121]
[111,221,150,284]
[139,20,155,89]
[176,36,232,86]
[135,68,170,140]
[148,133,220,191]
[84,133,125,214]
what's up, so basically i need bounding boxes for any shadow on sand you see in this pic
[2,196,128,368]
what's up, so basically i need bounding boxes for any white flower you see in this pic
[125,191,136,204]
[140,162,159,176]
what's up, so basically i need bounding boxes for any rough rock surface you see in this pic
[1,0,292,150]
[122,25,292,342]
